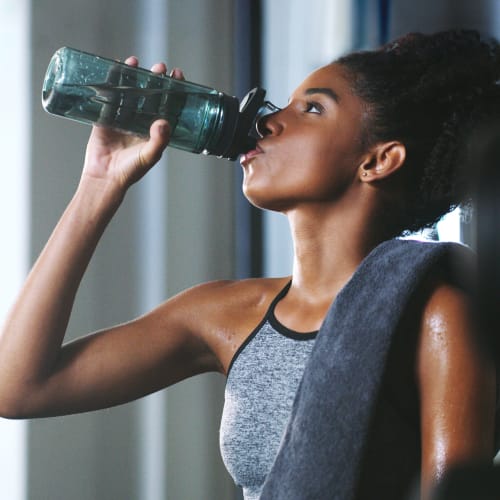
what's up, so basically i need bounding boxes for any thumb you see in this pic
[139,119,171,168]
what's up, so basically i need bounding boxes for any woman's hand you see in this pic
[81,58,184,192]
[83,116,170,190]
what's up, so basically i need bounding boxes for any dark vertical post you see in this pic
[352,0,391,49]
[469,122,500,362]
[233,0,263,278]
[378,0,391,44]
[352,0,368,49]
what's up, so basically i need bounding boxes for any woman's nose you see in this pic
[256,114,272,137]
[255,101,282,138]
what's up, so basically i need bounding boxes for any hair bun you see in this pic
[337,28,500,235]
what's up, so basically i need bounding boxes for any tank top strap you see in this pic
[227,280,292,376]
[266,280,292,317]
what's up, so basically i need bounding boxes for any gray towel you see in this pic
[260,238,483,500]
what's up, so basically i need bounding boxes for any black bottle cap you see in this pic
[208,94,240,158]
[223,87,267,160]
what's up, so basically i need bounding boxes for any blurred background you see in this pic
[0,0,498,499]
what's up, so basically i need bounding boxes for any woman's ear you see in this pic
[359,141,406,182]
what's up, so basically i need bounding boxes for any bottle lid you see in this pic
[222,87,267,160]
[207,94,240,158]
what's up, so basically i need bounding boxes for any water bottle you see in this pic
[42,47,279,160]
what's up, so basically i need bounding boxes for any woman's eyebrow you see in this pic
[305,87,339,102]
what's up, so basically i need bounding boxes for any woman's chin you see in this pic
[242,188,290,212]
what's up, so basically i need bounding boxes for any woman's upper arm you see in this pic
[417,281,497,495]
[17,281,227,418]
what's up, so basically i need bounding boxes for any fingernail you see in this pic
[170,68,183,79]
[159,121,170,135]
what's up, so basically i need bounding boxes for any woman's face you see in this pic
[240,63,368,212]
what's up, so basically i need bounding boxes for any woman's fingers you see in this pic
[140,119,171,167]
[151,62,167,74]
[122,56,185,81]
[169,67,185,80]
[124,56,168,75]
[124,56,139,67]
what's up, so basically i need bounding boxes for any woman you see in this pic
[0,29,497,499]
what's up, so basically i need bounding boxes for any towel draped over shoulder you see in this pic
[260,238,497,500]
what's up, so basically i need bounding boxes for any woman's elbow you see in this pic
[0,385,37,419]
[0,398,28,419]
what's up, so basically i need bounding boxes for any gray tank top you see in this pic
[219,282,317,500]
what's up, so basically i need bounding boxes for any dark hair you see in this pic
[336,29,500,235]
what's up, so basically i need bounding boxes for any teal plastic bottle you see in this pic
[42,47,276,160]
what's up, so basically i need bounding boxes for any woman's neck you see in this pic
[286,199,387,302]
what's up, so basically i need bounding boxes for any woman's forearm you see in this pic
[0,178,125,416]
[0,104,170,417]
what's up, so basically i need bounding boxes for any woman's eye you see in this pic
[305,102,323,114]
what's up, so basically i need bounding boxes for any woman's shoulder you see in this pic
[414,272,496,407]
[416,276,497,484]
[173,276,291,308]
[162,276,292,373]
[417,276,480,361]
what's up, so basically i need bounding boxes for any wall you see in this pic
[390,0,500,37]
[0,1,30,498]
[26,0,237,499]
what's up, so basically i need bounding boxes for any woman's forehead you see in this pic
[295,63,352,97]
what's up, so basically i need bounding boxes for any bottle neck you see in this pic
[204,94,240,158]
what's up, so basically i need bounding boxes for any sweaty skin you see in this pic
[0,61,495,500]
[417,281,496,495]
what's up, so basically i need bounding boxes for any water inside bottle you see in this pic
[42,82,224,153]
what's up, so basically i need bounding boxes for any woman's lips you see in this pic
[240,145,264,165]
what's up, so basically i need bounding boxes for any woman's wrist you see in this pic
[74,174,127,224]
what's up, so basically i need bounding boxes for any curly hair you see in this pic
[336,29,500,235]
